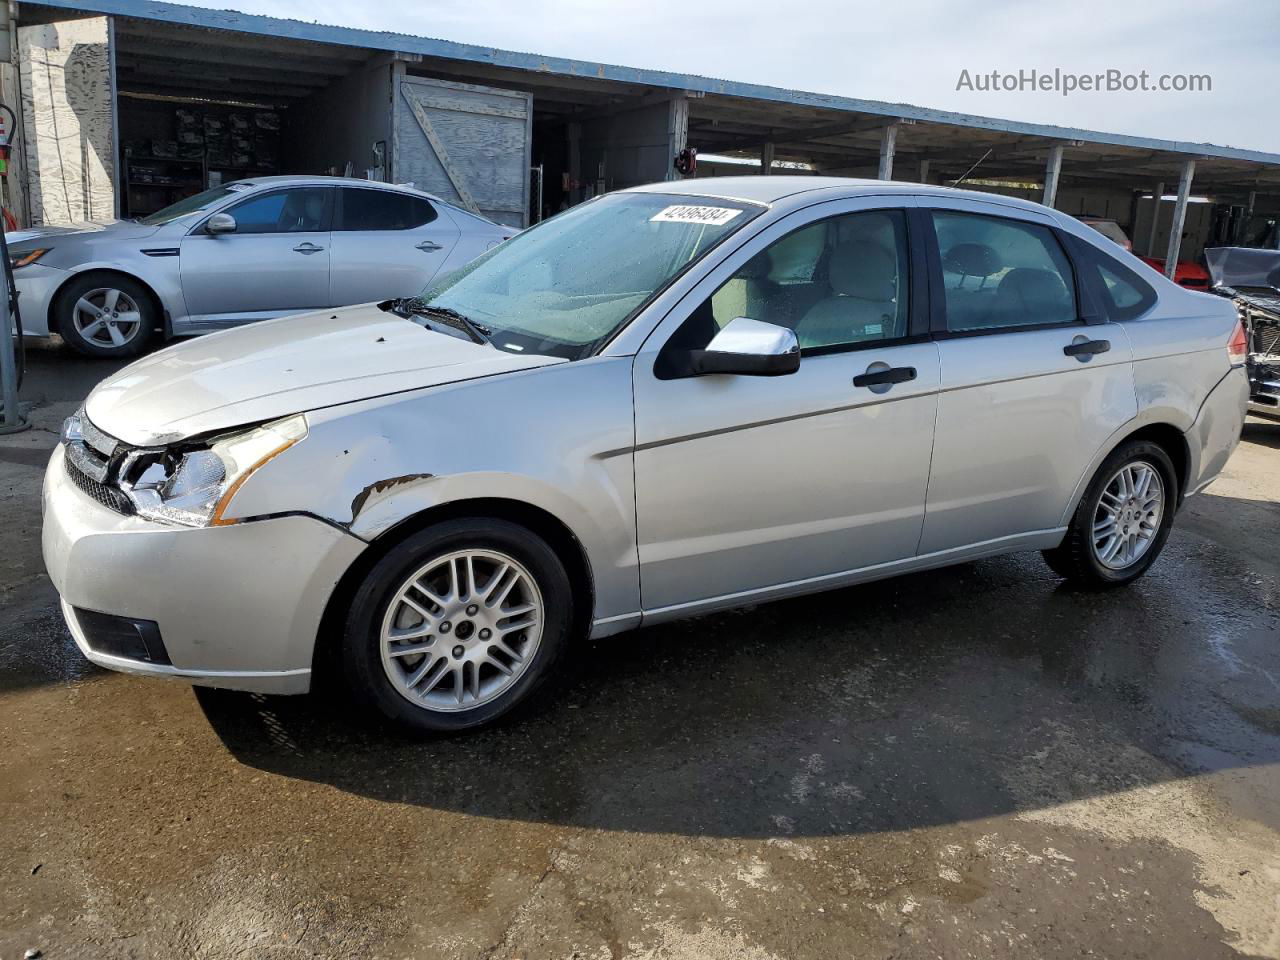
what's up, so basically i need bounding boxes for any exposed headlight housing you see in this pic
[123,415,307,527]
[10,247,50,269]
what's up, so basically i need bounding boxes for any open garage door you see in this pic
[18,16,117,225]
[395,75,531,228]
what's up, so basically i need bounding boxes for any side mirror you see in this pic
[687,317,800,377]
[205,212,237,235]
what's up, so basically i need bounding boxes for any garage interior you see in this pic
[12,0,1280,269]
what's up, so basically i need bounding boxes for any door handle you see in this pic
[1063,338,1110,358]
[416,240,443,252]
[292,242,324,254]
[853,365,917,388]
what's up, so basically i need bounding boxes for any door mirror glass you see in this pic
[205,212,237,235]
[689,316,800,377]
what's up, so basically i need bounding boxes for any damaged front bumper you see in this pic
[42,445,366,694]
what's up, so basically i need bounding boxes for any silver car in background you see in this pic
[9,175,514,357]
[42,177,1248,733]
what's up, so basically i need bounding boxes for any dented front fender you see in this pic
[223,357,641,626]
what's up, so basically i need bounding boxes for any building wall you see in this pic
[284,62,392,179]
[579,99,682,195]
[18,17,115,224]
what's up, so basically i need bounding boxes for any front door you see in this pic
[632,200,940,613]
[918,202,1137,554]
[179,186,334,323]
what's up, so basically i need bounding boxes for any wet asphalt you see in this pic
[1,340,1278,959]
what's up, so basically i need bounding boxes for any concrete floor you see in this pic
[2,340,1279,960]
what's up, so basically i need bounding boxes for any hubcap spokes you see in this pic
[1092,461,1164,570]
[379,549,543,712]
[72,288,142,347]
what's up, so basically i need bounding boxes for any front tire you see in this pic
[53,273,156,358]
[342,519,573,733]
[1043,440,1178,587]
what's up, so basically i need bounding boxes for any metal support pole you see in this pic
[1146,182,1164,256]
[567,121,581,206]
[1240,190,1256,244]
[877,123,898,180]
[761,141,774,176]
[0,99,26,433]
[1164,160,1195,279]
[0,234,23,433]
[918,159,931,185]
[1042,144,1063,209]
[666,95,689,181]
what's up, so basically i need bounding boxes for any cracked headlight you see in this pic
[126,415,307,527]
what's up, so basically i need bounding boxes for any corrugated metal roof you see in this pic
[26,0,1280,168]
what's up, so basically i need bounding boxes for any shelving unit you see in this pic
[119,96,282,219]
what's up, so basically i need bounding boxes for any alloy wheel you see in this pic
[72,287,143,348]
[379,549,544,712]
[1092,460,1165,570]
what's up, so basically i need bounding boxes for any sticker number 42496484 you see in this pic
[649,204,743,226]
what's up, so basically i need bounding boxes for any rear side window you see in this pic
[932,210,1078,332]
[1070,239,1157,321]
[339,188,437,231]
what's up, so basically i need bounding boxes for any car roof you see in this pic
[623,175,1052,216]
[227,174,445,203]
[221,174,511,227]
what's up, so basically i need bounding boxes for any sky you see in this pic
[178,0,1280,154]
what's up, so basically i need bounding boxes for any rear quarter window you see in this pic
[1068,236,1157,321]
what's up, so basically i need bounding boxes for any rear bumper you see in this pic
[1185,365,1250,496]
[42,445,366,694]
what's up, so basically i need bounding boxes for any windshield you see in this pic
[136,185,244,226]
[414,192,762,359]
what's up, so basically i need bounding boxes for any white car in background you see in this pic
[6,176,515,357]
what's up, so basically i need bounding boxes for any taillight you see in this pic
[1227,320,1249,366]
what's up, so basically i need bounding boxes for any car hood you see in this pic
[85,303,565,446]
[7,219,161,245]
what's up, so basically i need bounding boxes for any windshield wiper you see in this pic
[395,297,492,345]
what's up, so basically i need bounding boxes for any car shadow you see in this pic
[1242,417,1280,450]
[195,530,1280,839]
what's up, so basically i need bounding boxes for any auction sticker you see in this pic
[650,204,742,226]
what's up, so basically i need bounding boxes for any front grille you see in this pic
[65,454,135,515]
[1256,323,1280,359]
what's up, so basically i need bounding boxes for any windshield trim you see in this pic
[580,191,768,359]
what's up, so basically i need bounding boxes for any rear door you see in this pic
[918,199,1136,554]
[179,185,333,323]
[328,187,460,305]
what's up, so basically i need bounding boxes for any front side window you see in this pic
[339,188,437,231]
[933,211,1077,331]
[416,193,761,360]
[667,209,911,356]
[225,188,330,235]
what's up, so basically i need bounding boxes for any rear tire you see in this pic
[53,273,157,358]
[342,519,573,733]
[1042,440,1178,587]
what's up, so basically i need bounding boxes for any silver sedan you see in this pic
[9,175,514,357]
[42,177,1249,732]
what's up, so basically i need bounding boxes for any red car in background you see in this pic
[1077,216,1211,289]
